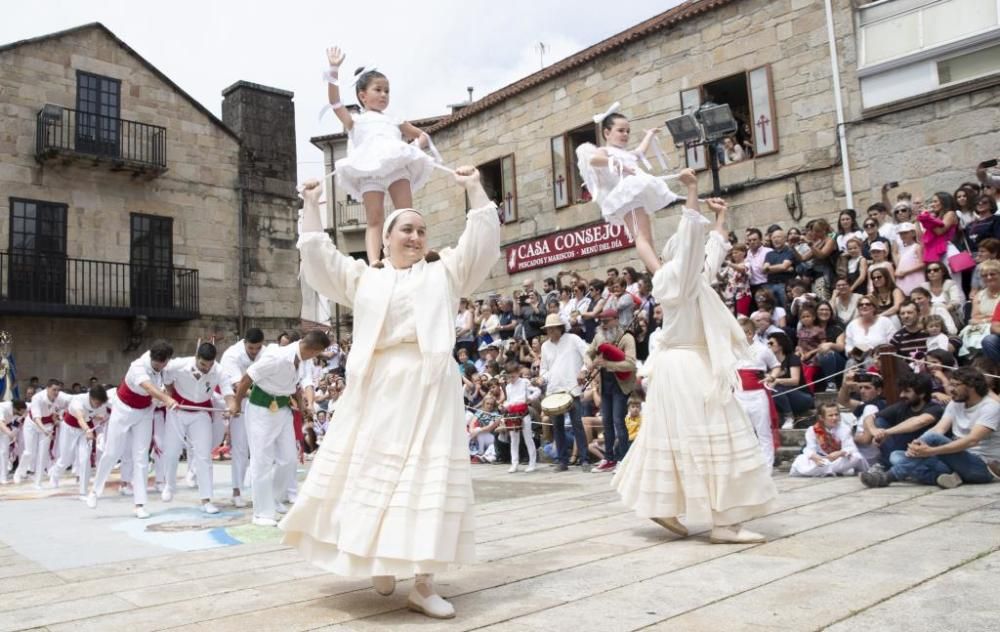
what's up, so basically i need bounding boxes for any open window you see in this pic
[478,154,517,223]
[551,123,599,209]
[679,65,778,169]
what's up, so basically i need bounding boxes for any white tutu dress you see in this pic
[335,110,435,199]
[612,208,777,525]
[576,144,679,229]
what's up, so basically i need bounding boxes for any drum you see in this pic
[541,392,574,416]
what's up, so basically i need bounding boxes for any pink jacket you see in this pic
[918,211,955,263]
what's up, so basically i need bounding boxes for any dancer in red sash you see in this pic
[85,341,177,519]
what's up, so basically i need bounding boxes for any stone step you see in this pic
[774,445,802,471]
[779,428,806,447]
[814,390,839,406]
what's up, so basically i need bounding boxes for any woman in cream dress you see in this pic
[282,166,500,619]
[612,169,777,544]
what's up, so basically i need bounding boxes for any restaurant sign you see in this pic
[505,221,635,274]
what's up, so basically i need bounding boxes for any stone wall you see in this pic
[0,26,301,382]
[222,82,302,323]
[403,0,994,296]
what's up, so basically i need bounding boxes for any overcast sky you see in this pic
[2,0,683,183]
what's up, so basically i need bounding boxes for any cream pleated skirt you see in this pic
[612,347,777,525]
[280,343,475,576]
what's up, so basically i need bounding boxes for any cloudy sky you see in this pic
[2,0,683,182]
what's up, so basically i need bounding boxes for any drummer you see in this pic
[503,359,539,474]
[535,313,593,472]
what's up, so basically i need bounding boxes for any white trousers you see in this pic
[152,411,166,486]
[92,403,153,505]
[228,405,250,492]
[790,452,867,477]
[736,390,774,474]
[509,416,536,467]
[163,408,215,500]
[49,424,92,494]
[13,422,53,485]
[0,431,12,483]
[245,403,296,519]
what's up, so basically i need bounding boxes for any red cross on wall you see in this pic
[756,114,771,146]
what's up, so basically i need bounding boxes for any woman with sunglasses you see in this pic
[920,262,966,322]
[965,194,1000,252]
[959,259,1000,357]
[861,218,890,260]
[764,332,814,429]
[869,267,904,322]
[844,295,897,370]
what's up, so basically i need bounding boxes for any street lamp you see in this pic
[665,103,737,196]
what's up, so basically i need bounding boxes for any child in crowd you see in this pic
[925,315,950,352]
[624,396,643,442]
[791,403,867,477]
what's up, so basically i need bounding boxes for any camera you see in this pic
[886,181,899,189]
[981,159,999,169]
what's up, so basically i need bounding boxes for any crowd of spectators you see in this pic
[452,162,1000,489]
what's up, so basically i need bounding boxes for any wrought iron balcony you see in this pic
[337,201,367,229]
[0,251,198,321]
[35,105,168,175]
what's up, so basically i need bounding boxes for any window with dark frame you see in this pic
[550,123,599,209]
[679,65,778,171]
[477,154,518,223]
[130,213,173,309]
[7,198,68,303]
[76,70,121,158]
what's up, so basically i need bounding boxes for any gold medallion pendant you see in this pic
[269,399,279,413]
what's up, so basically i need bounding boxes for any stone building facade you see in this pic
[0,23,301,384]
[312,0,1000,300]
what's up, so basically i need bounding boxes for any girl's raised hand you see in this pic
[327,47,345,67]
[705,197,728,214]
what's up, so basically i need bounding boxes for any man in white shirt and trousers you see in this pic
[230,330,330,526]
[86,340,178,519]
[219,328,266,508]
[536,313,592,472]
[160,342,236,514]
[0,399,27,484]
[47,387,110,495]
[15,379,72,487]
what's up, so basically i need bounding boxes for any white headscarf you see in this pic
[382,207,424,257]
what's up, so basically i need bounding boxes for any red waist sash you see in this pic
[738,369,766,391]
[506,402,528,415]
[737,370,780,450]
[62,411,79,428]
[171,388,211,409]
[117,381,152,410]
[39,414,54,425]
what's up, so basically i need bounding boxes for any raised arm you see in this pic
[325,47,354,131]
[441,166,502,298]
[702,198,731,283]
[634,127,660,157]
[297,180,368,309]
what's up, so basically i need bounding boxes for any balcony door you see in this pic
[130,214,173,311]
[76,71,121,158]
[8,199,67,303]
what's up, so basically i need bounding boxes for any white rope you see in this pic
[763,364,855,396]
[881,352,1000,381]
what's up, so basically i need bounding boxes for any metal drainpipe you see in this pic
[824,0,855,209]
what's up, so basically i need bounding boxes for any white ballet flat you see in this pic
[651,517,688,537]
[507,464,518,473]
[407,588,455,619]
[134,507,151,519]
[161,488,173,502]
[709,525,766,544]
[524,464,537,473]
[202,502,220,515]
[232,495,248,508]
[372,575,396,596]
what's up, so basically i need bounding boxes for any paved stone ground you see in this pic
[1,462,998,631]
